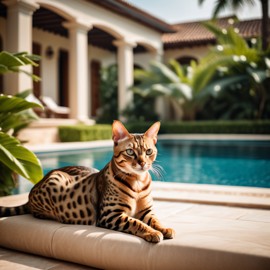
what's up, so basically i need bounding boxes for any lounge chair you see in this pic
[25,93,48,117]
[41,96,70,118]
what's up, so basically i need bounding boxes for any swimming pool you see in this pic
[158,140,270,188]
[16,139,270,194]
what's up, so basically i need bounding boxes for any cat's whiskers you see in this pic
[151,164,165,181]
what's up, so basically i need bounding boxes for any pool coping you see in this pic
[152,181,270,209]
[158,134,270,141]
[24,134,270,209]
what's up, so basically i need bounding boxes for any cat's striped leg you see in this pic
[100,213,163,243]
[139,211,175,239]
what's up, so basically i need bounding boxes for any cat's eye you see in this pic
[146,148,153,155]
[126,149,135,156]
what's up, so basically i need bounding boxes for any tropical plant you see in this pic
[96,64,118,123]
[131,61,193,120]
[96,64,159,122]
[0,51,43,196]
[132,21,270,120]
[122,93,159,122]
[198,0,269,50]
[0,51,40,80]
[193,21,270,119]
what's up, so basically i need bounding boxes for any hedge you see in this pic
[126,121,270,135]
[58,121,270,142]
[58,124,112,142]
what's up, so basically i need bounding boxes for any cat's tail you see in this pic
[0,203,30,217]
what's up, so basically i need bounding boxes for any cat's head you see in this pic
[112,120,160,175]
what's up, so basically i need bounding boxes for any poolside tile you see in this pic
[239,210,270,223]
[178,204,251,220]
[153,201,195,219]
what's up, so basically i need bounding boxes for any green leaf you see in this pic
[17,55,39,67]
[15,68,41,82]
[265,58,270,69]
[0,110,39,134]
[247,68,268,83]
[15,89,32,99]
[0,51,40,81]
[192,55,235,92]
[0,95,43,114]
[0,64,8,73]
[150,61,180,83]
[0,51,25,68]
[198,75,248,99]
[0,162,16,196]
[0,132,43,184]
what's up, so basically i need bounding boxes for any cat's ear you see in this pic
[112,120,131,145]
[144,121,160,144]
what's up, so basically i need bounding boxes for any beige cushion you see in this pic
[1,194,270,269]
[0,213,270,270]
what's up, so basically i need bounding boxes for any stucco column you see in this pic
[63,21,92,121]
[113,39,136,119]
[3,0,39,94]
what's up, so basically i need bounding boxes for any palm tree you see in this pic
[198,0,269,50]
[131,61,193,120]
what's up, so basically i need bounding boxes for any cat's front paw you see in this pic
[144,230,163,243]
[161,228,175,239]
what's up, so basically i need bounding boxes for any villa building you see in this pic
[0,0,261,121]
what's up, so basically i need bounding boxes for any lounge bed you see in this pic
[0,194,270,270]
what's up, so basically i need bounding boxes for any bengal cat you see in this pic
[0,121,175,243]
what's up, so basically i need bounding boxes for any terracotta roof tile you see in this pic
[86,0,175,33]
[163,16,261,49]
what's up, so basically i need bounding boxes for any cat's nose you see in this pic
[139,161,146,169]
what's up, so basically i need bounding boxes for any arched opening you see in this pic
[87,26,122,117]
[134,42,157,54]
[32,42,42,97]
[32,6,70,109]
[34,4,127,118]
[58,49,69,107]
[90,59,101,117]
[176,56,198,66]
[88,26,119,52]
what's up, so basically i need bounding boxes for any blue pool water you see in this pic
[17,140,270,193]
[157,140,270,188]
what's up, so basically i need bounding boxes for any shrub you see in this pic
[126,121,270,134]
[58,121,270,143]
[59,125,112,142]
[96,64,118,123]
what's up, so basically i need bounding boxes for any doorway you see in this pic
[58,49,69,107]
[90,60,101,116]
[32,42,42,97]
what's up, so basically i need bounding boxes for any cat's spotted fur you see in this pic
[0,121,175,243]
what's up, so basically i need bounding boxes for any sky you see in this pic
[128,0,262,24]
